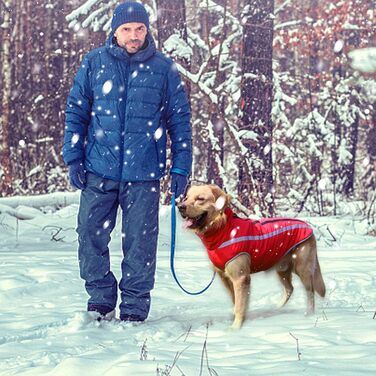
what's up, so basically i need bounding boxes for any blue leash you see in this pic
[170,194,216,295]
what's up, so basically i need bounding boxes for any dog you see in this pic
[178,184,326,330]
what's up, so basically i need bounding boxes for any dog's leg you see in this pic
[225,254,251,330]
[275,255,294,308]
[293,237,317,315]
[217,269,235,304]
[298,272,315,315]
[276,268,294,308]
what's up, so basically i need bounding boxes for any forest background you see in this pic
[0,0,375,229]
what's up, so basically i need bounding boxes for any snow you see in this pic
[348,47,376,73]
[163,34,193,61]
[0,196,375,375]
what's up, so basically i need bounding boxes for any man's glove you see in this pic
[170,172,188,199]
[68,160,86,190]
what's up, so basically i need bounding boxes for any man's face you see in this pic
[114,22,147,54]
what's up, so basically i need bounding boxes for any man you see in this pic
[62,1,192,322]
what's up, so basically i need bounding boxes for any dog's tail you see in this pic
[313,256,326,297]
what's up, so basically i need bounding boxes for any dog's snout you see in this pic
[178,203,186,212]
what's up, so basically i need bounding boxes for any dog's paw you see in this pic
[229,319,243,331]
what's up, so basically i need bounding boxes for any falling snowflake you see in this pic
[318,178,327,190]
[263,144,271,155]
[103,220,111,229]
[102,80,113,95]
[230,228,237,238]
[154,127,163,141]
[334,40,344,53]
[215,196,226,210]
[362,157,370,167]
[71,134,80,145]
[95,129,104,139]
[73,23,81,32]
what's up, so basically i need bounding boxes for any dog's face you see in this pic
[178,184,231,234]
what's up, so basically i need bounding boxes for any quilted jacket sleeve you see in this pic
[164,63,192,177]
[62,54,93,165]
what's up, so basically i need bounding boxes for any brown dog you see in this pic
[178,184,326,330]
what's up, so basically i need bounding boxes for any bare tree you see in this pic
[0,0,13,195]
[155,0,190,94]
[239,0,275,215]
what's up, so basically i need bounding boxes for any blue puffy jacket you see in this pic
[63,32,192,181]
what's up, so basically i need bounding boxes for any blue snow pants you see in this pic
[77,172,160,320]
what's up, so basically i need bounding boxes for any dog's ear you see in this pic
[209,185,231,210]
[208,184,224,200]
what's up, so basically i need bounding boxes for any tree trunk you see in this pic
[0,0,13,195]
[155,0,190,95]
[239,0,274,215]
[207,0,228,188]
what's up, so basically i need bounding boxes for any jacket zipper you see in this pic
[118,59,131,179]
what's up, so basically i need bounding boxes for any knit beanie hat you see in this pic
[111,2,150,32]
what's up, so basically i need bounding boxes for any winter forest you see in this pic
[0,1,376,375]
[0,0,375,225]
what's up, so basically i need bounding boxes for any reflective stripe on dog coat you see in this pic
[198,208,313,272]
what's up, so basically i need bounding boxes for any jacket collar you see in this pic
[198,208,234,250]
[105,31,156,62]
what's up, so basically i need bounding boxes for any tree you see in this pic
[239,0,275,215]
[0,0,13,195]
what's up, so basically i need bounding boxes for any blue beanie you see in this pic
[111,2,150,31]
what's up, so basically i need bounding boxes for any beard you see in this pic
[124,39,143,53]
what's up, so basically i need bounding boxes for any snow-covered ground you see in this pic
[0,199,375,375]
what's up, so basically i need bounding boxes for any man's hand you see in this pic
[68,160,86,190]
[170,173,188,199]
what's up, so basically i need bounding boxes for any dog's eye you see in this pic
[196,197,205,202]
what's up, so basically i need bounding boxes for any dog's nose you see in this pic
[178,203,186,212]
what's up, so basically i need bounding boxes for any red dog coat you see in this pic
[198,208,313,272]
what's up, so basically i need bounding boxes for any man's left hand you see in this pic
[170,173,188,199]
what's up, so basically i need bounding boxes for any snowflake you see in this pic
[71,134,80,145]
[154,127,163,141]
[215,196,226,210]
[102,80,113,95]
[95,129,104,139]
[230,228,237,238]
